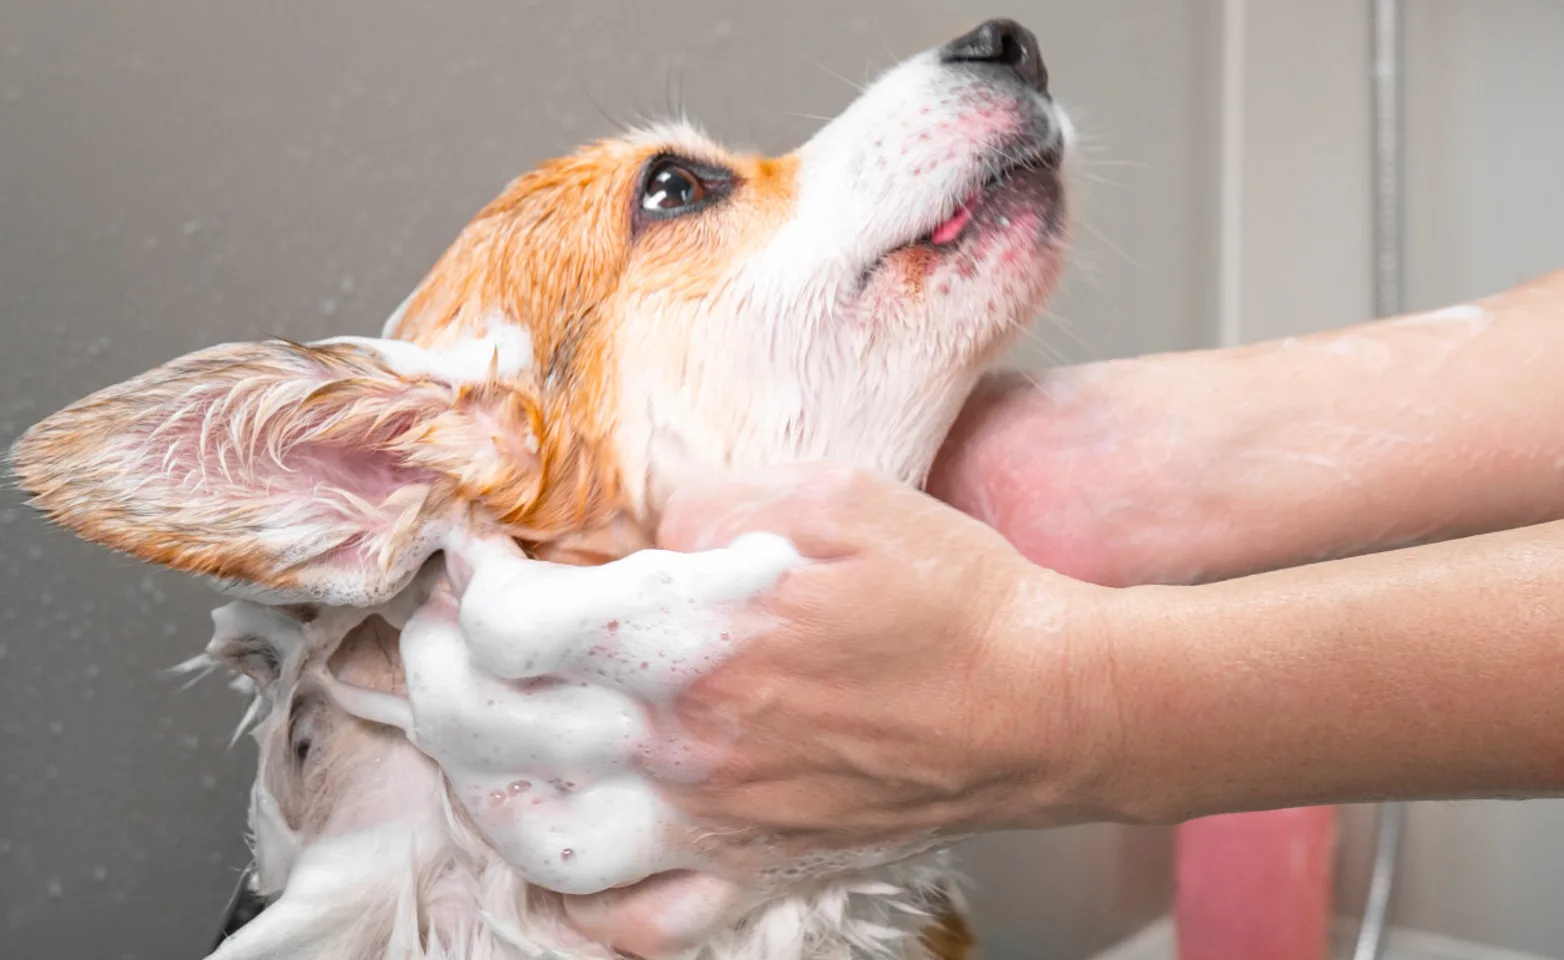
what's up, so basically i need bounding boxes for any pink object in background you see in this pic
[1175,807,1338,960]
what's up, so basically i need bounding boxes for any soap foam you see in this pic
[201,524,959,957]
[1386,302,1491,331]
[317,320,533,386]
[319,528,806,897]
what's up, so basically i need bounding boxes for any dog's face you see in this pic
[12,19,1069,960]
[390,27,1069,520]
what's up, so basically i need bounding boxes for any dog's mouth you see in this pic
[919,146,1061,250]
[859,142,1062,291]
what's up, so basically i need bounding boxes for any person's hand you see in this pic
[925,366,1200,586]
[553,461,1123,957]
[925,364,1264,587]
[427,461,1125,958]
[638,461,1119,849]
[405,525,809,958]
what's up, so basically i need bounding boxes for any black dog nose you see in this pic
[940,18,1048,94]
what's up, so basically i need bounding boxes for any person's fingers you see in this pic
[657,462,986,621]
[656,461,875,558]
[440,527,530,597]
[561,870,752,959]
[652,764,950,840]
[401,575,461,635]
[653,780,851,836]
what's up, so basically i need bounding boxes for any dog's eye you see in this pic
[288,698,323,767]
[641,161,706,213]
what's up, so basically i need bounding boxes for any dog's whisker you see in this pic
[1078,219,1144,272]
[804,56,869,94]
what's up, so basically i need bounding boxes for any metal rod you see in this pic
[1353,802,1404,960]
[1218,0,1247,348]
[1353,2,1406,959]
[1372,0,1405,319]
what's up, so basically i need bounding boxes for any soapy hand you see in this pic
[402,462,1115,958]
[550,462,1116,956]
[637,462,1112,845]
[401,525,813,955]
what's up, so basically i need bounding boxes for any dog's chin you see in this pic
[856,178,1063,363]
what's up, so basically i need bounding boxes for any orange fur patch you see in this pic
[388,140,800,549]
[920,907,979,960]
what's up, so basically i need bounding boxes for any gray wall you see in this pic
[4,2,1562,960]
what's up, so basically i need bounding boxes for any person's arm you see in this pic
[640,469,1564,842]
[550,471,1564,959]
[928,268,1564,586]
[1082,517,1564,825]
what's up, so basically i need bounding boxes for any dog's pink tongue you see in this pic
[931,199,975,246]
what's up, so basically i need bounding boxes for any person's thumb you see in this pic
[560,870,752,959]
[656,461,869,558]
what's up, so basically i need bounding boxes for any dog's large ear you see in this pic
[9,335,545,606]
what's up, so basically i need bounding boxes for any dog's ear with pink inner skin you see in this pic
[9,337,544,607]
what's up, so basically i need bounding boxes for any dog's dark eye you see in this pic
[288,699,322,767]
[641,161,706,213]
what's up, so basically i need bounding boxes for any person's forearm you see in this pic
[1076,518,1564,825]
[930,268,1564,585]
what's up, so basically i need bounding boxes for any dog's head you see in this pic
[386,15,1069,523]
[13,18,1069,607]
[12,18,1069,960]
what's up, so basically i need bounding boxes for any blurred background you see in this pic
[3,1,1563,958]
